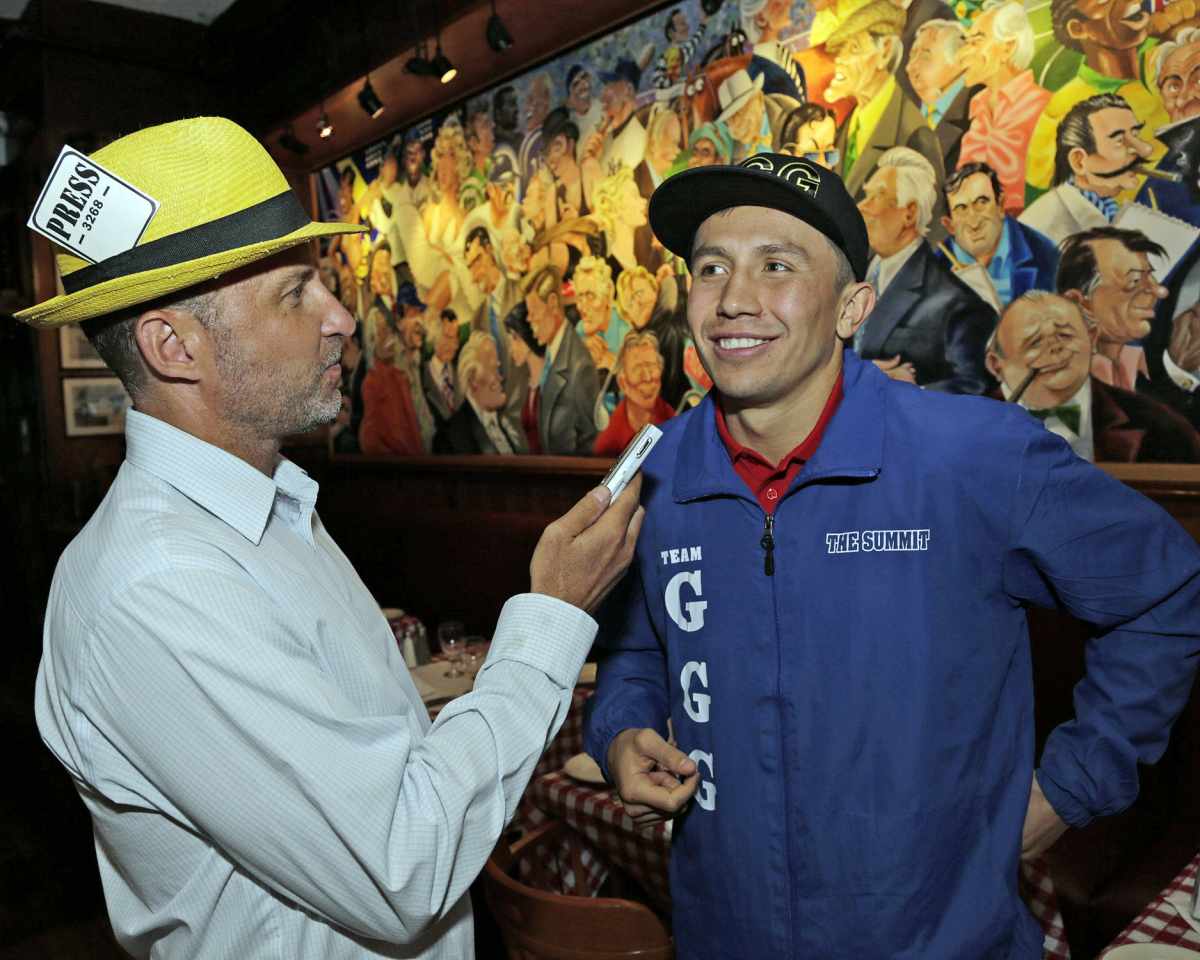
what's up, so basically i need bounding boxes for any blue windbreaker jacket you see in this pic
[584,349,1200,959]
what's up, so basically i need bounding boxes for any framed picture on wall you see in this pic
[62,377,131,437]
[59,325,108,369]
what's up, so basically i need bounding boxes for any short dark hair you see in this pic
[541,107,580,148]
[1056,226,1167,295]
[664,7,683,40]
[779,102,836,148]
[945,161,1002,202]
[502,302,547,357]
[80,287,218,401]
[464,225,492,255]
[1053,93,1132,186]
[1051,0,1085,52]
[440,308,458,324]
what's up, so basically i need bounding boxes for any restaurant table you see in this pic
[527,769,1074,958]
[1099,851,1200,955]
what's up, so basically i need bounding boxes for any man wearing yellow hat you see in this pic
[22,116,644,959]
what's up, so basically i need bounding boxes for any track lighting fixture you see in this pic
[486,0,513,52]
[357,76,385,119]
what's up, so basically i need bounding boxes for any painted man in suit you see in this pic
[987,291,1200,461]
[956,0,1050,215]
[1020,93,1154,247]
[1136,28,1200,224]
[421,308,463,432]
[434,331,525,455]
[464,225,526,425]
[824,0,944,199]
[937,162,1059,309]
[524,265,600,455]
[906,19,977,172]
[854,146,995,393]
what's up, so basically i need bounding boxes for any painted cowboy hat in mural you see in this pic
[16,116,366,328]
[648,153,870,281]
[715,69,766,125]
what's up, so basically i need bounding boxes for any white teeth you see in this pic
[718,337,767,349]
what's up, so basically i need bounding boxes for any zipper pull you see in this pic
[760,513,775,577]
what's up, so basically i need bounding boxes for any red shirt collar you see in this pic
[713,372,844,512]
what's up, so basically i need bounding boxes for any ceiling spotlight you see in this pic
[279,126,309,156]
[316,104,333,139]
[406,50,437,76]
[432,44,457,84]
[486,1,513,52]
[357,76,385,119]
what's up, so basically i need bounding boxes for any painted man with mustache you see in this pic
[1025,0,1168,202]
[986,290,1200,460]
[1020,93,1154,246]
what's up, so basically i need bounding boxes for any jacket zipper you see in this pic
[761,512,775,576]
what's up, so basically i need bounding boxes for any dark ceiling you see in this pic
[0,0,481,134]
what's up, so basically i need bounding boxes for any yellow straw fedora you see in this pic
[16,116,366,328]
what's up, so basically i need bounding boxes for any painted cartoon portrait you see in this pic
[317,0,1200,463]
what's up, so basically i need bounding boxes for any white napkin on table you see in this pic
[1165,886,1200,935]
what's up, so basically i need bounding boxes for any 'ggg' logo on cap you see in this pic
[740,155,821,198]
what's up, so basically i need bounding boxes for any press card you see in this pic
[27,145,159,264]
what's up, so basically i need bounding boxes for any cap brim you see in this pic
[649,165,867,281]
[16,220,367,328]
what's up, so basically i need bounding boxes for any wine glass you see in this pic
[464,635,488,676]
[438,621,465,678]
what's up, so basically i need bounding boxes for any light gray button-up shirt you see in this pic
[35,409,595,958]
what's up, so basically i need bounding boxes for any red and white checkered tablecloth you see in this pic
[527,769,1072,956]
[1099,850,1200,955]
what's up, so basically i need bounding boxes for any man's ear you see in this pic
[835,281,877,341]
[903,201,917,229]
[1067,146,1088,178]
[940,214,956,236]
[133,307,206,386]
[984,348,1004,383]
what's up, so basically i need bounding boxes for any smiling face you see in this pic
[370,248,394,297]
[617,341,665,414]
[1066,0,1151,54]
[210,243,353,438]
[958,8,1010,87]
[1070,106,1154,196]
[567,70,593,114]
[1075,238,1167,345]
[403,141,425,184]
[575,273,613,334]
[689,137,721,167]
[907,26,964,106]
[727,92,766,143]
[525,289,563,346]
[943,172,1005,263]
[1158,41,1200,122]
[785,116,838,156]
[687,206,847,412]
[826,33,886,103]
[988,295,1095,407]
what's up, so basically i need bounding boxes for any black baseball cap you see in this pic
[649,154,870,281]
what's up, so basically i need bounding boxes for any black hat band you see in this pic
[62,191,310,295]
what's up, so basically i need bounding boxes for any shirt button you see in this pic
[765,488,779,501]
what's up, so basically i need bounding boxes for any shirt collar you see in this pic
[950,216,1012,274]
[123,409,317,545]
[923,76,965,125]
[713,371,844,471]
[853,75,897,149]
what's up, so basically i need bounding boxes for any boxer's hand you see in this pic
[1021,776,1068,860]
[530,475,644,614]
[608,727,699,824]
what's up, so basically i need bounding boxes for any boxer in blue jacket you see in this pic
[584,153,1200,958]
